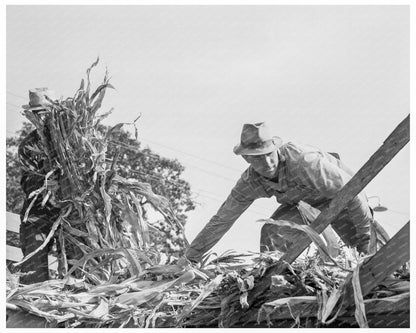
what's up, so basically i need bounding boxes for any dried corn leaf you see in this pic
[85,299,109,320]
[13,217,61,267]
[352,263,368,328]
[319,287,344,324]
[297,200,340,257]
[177,274,223,322]
[258,218,333,262]
[116,270,195,306]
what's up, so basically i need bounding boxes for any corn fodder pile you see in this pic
[7,248,409,328]
[14,59,184,284]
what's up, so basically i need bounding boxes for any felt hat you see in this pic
[22,88,57,110]
[233,122,283,156]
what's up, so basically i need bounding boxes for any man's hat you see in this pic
[22,88,57,110]
[233,122,283,156]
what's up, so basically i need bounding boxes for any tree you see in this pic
[6,122,195,258]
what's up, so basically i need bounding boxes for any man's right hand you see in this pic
[177,255,201,268]
[177,256,192,268]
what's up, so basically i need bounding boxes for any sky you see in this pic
[5,5,411,256]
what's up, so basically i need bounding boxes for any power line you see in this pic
[7,90,27,100]
[129,168,269,216]
[109,139,238,184]
[6,102,22,109]
[7,127,238,189]
[6,132,270,217]
[6,122,266,215]
[9,124,408,218]
[6,89,243,173]
[139,136,242,173]
[5,104,240,185]
[106,145,272,214]
[11,133,407,220]
[9,90,408,219]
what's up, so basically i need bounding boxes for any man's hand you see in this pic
[176,256,192,268]
[177,255,202,268]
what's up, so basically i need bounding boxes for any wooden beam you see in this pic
[281,114,409,265]
[246,115,410,306]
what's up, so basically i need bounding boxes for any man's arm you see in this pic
[185,172,270,262]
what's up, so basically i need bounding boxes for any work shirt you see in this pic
[186,141,373,262]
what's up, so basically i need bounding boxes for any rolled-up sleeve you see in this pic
[186,172,269,262]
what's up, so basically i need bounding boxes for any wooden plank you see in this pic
[340,222,409,309]
[246,114,410,305]
[6,212,58,271]
[7,245,23,262]
[7,211,21,233]
[7,244,59,271]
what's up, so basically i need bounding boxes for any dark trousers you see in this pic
[19,214,55,284]
[260,203,372,255]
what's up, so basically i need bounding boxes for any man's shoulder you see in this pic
[280,141,329,169]
[280,141,320,159]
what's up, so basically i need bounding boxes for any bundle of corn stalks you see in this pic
[14,58,185,284]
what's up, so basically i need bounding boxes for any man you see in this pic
[185,122,375,263]
[18,88,61,284]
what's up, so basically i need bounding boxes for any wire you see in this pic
[138,136,242,173]
[6,128,271,217]
[113,162,272,216]
[6,102,22,109]
[109,139,237,184]
[6,89,241,184]
[7,90,27,100]
[6,90,243,173]
[10,89,408,220]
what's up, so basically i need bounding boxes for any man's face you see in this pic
[243,150,279,178]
